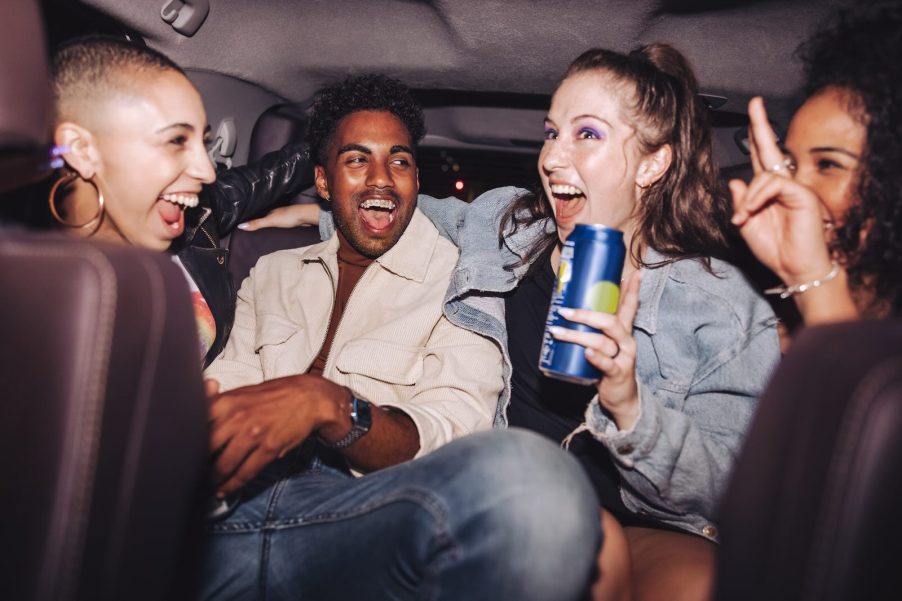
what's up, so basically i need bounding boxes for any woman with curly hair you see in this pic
[731,3,902,326]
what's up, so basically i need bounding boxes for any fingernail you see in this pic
[548,326,564,336]
[237,222,249,230]
[585,348,596,358]
[558,307,574,317]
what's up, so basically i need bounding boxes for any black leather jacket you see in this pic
[172,144,312,367]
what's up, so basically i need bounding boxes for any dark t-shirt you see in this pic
[505,247,632,520]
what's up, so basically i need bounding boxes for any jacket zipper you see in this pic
[196,208,217,248]
[305,257,337,373]
[321,260,378,375]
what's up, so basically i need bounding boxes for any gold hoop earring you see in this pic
[48,171,105,235]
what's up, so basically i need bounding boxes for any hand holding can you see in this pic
[540,224,625,385]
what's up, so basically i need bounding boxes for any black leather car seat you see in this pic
[226,104,320,290]
[715,319,902,601]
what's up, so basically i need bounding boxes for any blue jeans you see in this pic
[199,428,601,600]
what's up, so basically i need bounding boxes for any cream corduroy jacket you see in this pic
[206,209,503,457]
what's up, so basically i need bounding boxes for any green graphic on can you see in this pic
[585,281,620,314]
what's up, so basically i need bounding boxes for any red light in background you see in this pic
[454,180,465,191]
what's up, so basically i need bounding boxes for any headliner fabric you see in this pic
[81,0,850,114]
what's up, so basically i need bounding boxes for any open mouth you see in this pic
[549,183,587,221]
[160,192,200,208]
[358,197,397,233]
[157,192,198,235]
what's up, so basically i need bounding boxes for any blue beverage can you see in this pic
[539,224,626,385]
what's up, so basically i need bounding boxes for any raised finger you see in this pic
[733,172,790,222]
[748,97,786,176]
[729,178,751,225]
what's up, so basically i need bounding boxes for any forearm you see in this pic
[792,269,859,325]
[206,144,312,236]
[319,397,420,472]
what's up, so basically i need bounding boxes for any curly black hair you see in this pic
[306,74,426,165]
[798,3,902,315]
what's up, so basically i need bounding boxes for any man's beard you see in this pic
[333,188,407,259]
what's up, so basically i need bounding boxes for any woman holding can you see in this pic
[248,43,780,601]
[469,45,778,601]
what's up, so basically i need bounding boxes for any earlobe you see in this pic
[313,165,331,201]
[637,144,673,189]
[54,121,99,180]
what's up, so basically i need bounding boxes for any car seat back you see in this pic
[0,233,209,601]
[715,319,902,601]
[227,104,320,290]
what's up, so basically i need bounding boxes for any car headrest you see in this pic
[0,0,53,192]
[247,104,307,163]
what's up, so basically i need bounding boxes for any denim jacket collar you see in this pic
[634,247,672,336]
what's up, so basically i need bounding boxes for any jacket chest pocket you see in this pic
[333,339,424,389]
[254,317,308,377]
[640,336,692,410]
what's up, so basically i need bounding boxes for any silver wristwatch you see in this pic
[323,395,373,450]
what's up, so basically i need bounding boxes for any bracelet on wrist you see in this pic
[765,260,840,299]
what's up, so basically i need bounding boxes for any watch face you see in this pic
[352,396,373,431]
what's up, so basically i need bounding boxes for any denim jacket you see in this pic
[322,186,780,539]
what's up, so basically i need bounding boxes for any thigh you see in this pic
[624,527,715,601]
[591,510,633,601]
[200,429,601,601]
[201,454,457,601]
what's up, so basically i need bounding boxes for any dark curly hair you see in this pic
[798,3,902,315]
[500,43,731,271]
[306,74,426,165]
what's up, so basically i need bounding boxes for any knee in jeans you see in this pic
[455,429,600,565]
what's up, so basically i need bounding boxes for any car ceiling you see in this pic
[76,0,848,106]
[66,0,852,171]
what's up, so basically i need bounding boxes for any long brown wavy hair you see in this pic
[500,43,732,271]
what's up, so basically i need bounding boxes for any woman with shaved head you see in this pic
[49,36,311,367]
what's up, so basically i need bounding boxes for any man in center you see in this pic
[200,75,600,600]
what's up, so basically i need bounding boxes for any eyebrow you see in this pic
[572,114,612,127]
[336,143,414,155]
[155,123,195,134]
[543,114,613,128]
[337,143,371,156]
[810,146,860,160]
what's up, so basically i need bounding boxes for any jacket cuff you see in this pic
[584,378,660,469]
